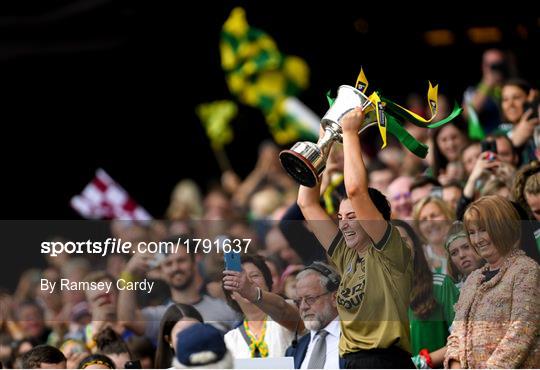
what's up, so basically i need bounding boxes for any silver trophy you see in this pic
[279,85,378,187]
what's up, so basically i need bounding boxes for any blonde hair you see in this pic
[413,196,454,241]
[166,180,203,220]
[463,195,521,255]
[481,178,509,197]
[512,161,540,218]
[525,174,540,195]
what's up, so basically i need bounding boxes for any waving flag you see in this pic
[220,7,319,144]
[70,169,152,220]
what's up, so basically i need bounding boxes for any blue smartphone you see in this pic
[224,251,242,272]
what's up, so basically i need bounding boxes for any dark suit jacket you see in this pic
[285,333,344,369]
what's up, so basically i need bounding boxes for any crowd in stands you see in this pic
[0,48,539,369]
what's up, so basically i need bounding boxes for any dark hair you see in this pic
[224,254,273,313]
[410,176,441,193]
[368,187,392,221]
[442,180,463,191]
[265,254,285,276]
[337,187,391,221]
[391,220,437,319]
[95,327,131,357]
[486,132,517,159]
[462,140,481,152]
[431,120,468,177]
[21,345,66,369]
[503,78,531,95]
[367,160,390,174]
[155,303,203,369]
[512,161,540,219]
[126,336,155,369]
[78,353,116,369]
[17,300,44,320]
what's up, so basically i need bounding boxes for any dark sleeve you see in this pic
[521,220,540,264]
[278,203,328,265]
[456,195,473,221]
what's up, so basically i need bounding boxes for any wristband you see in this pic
[419,348,433,368]
[254,287,262,302]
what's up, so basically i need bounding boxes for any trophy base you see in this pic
[279,149,319,188]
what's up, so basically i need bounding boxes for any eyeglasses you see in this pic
[294,291,332,307]
[391,192,411,201]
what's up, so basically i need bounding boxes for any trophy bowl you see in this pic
[279,85,376,187]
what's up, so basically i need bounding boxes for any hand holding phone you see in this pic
[481,140,497,161]
[224,251,242,272]
[523,99,540,120]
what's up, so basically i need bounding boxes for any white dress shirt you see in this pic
[300,318,340,369]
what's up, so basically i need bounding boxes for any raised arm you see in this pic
[223,270,305,333]
[341,107,387,244]
[297,183,338,251]
[117,253,152,335]
[296,128,340,250]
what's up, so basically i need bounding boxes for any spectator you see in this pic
[463,49,508,134]
[413,196,454,274]
[154,304,203,369]
[387,176,414,220]
[280,264,304,300]
[117,239,239,342]
[222,254,301,358]
[21,344,66,369]
[77,353,116,369]
[264,255,284,295]
[442,181,463,212]
[16,301,51,346]
[367,160,395,195]
[480,177,511,198]
[126,336,155,369]
[410,176,441,205]
[82,271,130,351]
[392,220,459,368]
[94,327,132,369]
[445,195,540,368]
[166,179,204,221]
[499,79,539,163]
[58,339,90,370]
[485,132,519,168]
[285,262,341,369]
[444,221,484,288]
[456,151,501,220]
[431,121,468,184]
[513,161,540,221]
[461,141,481,177]
[173,323,233,369]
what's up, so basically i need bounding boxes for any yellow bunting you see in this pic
[387,82,439,124]
[427,81,438,118]
[368,92,387,148]
[355,67,369,93]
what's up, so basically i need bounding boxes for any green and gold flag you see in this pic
[220,7,319,145]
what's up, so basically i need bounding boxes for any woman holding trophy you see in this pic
[297,105,414,368]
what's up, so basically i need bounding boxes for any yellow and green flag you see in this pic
[220,7,319,145]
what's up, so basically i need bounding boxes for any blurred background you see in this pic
[0,1,538,218]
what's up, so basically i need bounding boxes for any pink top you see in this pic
[445,249,540,369]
